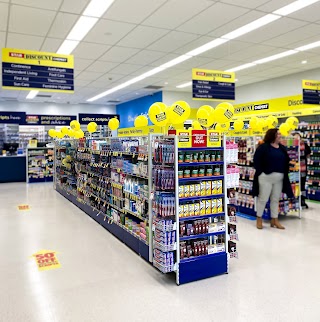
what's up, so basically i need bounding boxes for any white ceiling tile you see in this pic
[143,0,213,29]
[173,56,214,71]
[73,42,111,60]
[200,58,244,71]
[97,73,127,82]
[109,63,145,75]
[125,50,166,65]
[104,0,167,24]
[264,24,320,47]
[117,25,169,49]
[148,31,200,53]
[288,2,320,22]
[6,33,44,50]
[83,19,136,46]
[76,71,103,81]
[197,40,251,60]
[99,46,140,63]
[74,58,95,71]
[220,0,270,9]
[9,5,56,36]
[60,0,90,14]
[209,10,266,38]
[74,79,93,87]
[41,38,62,52]
[85,61,119,73]
[48,12,79,39]
[177,2,249,35]
[11,0,63,10]
[130,65,156,76]
[0,32,6,53]
[257,0,298,13]
[0,3,8,31]
[149,53,181,67]
[173,36,215,55]
[238,18,308,44]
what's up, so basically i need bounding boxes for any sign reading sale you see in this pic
[32,250,61,271]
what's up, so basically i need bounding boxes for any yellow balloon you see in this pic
[200,105,214,114]
[68,129,75,137]
[215,122,229,132]
[256,120,265,131]
[70,120,81,131]
[286,117,299,130]
[108,118,120,131]
[148,102,168,127]
[61,126,69,134]
[215,102,234,123]
[56,131,64,139]
[196,107,215,128]
[279,123,290,136]
[134,115,148,127]
[167,101,191,124]
[78,129,84,138]
[249,116,259,129]
[233,119,244,131]
[266,116,278,128]
[74,131,82,139]
[192,120,202,130]
[174,123,185,130]
[87,122,98,133]
[48,129,57,138]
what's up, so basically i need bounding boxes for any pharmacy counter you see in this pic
[0,155,26,183]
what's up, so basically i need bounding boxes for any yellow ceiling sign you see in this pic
[118,125,162,137]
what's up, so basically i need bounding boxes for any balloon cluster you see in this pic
[249,115,278,132]
[142,101,191,128]
[279,117,299,136]
[108,117,120,131]
[48,120,85,139]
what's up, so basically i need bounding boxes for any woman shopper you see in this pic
[253,128,294,230]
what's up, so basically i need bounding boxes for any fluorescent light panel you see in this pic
[222,14,281,40]
[296,40,320,51]
[253,50,297,64]
[67,16,98,41]
[186,38,229,56]
[26,90,39,99]
[226,63,256,72]
[273,0,320,16]
[83,0,115,18]
[176,81,192,89]
[57,40,79,55]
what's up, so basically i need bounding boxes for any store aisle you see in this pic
[0,183,319,322]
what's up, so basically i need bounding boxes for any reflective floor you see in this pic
[0,182,319,322]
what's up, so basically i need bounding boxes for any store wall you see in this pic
[116,91,162,128]
[0,101,116,115]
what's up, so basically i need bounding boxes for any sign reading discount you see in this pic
[302,80,320,105]
[2,48,74,93]
[192,68,235,101]
[32,250,61,271]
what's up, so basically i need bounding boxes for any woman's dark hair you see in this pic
[263,128,278,143]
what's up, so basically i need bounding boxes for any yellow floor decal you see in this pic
[32,250,61,271]
[18,204,30,211]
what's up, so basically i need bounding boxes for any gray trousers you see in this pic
[256,172,284,219]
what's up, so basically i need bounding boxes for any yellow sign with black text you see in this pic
[2,48,74,93]
[118,125,162,137]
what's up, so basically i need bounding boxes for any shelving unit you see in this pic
[298,122,320,201]
[27,147,54,183]
[19,126,46,151]
[55,133,238,284]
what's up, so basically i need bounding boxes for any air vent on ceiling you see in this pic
[36,94,52,98]
[107,100,121,103]
[144,85,163,90]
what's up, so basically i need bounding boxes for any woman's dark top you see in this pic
[253,142,294,198]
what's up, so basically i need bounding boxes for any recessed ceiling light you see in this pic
[136,92,139,95]
[301,60,307,64]
[253,50,297,64]
[83,0,115,18]
[164,82,169,85]
[226,63,256,72]
[235,79,239,82]
[26,90,39,99]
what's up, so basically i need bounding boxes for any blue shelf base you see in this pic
[56,185,149,261]
[307,191,320,201]
[178,252,227,285]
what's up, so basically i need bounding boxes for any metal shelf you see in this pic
[178,147,223,151]
[179,194,224,202]
[178,161,223,166]
[179,213,225,221]
[179,175,224,183]
[180,231,226,241]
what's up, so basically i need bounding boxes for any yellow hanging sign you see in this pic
[118,125,162,137]
[207,130,222,147]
